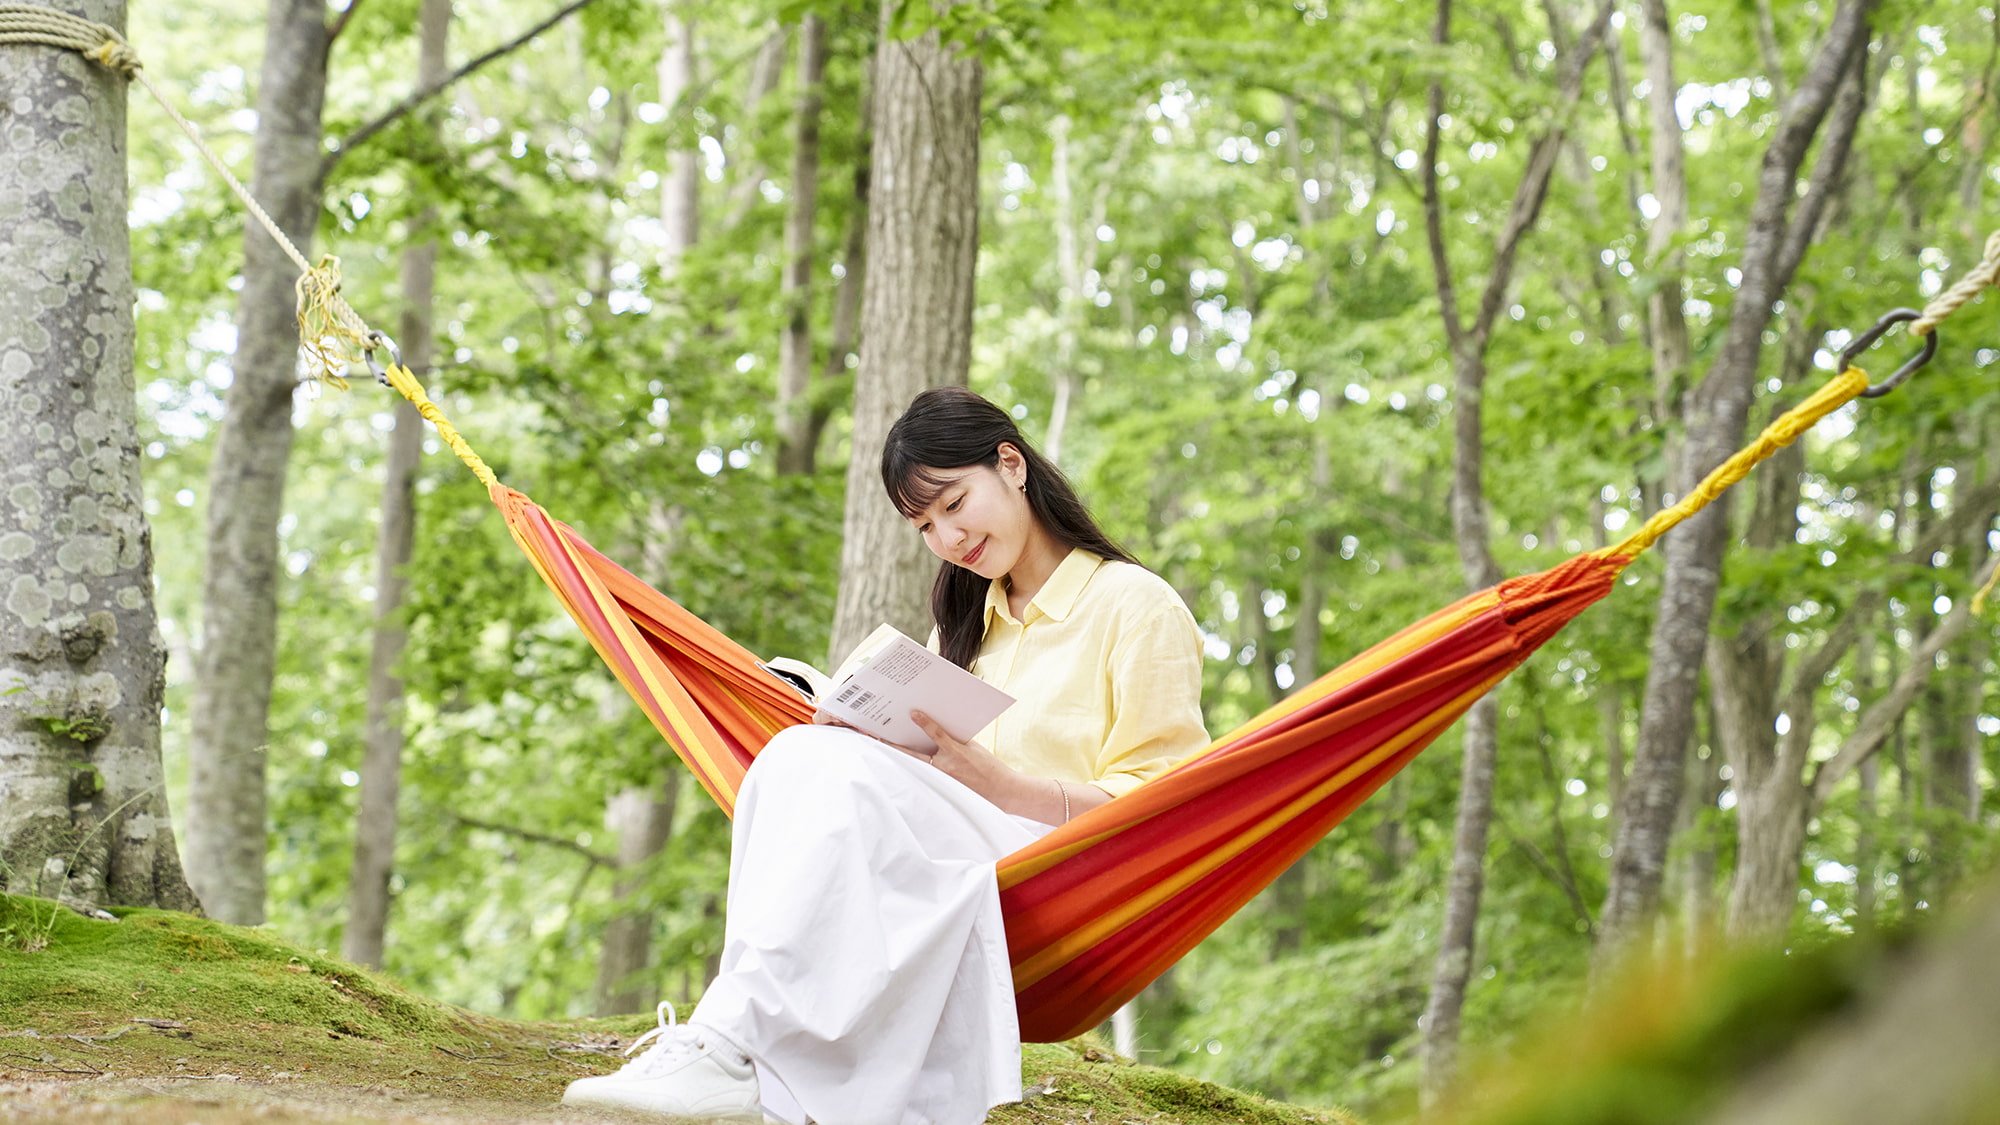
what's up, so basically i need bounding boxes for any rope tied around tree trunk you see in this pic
[0,6,137,74]
[0,3,379,388]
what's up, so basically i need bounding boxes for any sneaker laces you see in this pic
[618,1001,707,1077]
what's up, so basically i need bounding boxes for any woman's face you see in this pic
[903,443,1037,581]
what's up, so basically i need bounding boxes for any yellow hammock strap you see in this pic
[381,364,499,489]
[0,4,373,385]
[1602,367,1871,563]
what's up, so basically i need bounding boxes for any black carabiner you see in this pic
[363,330,403,388]
[1839,308,1939,399]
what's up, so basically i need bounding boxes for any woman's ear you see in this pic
[996,442,1028,489]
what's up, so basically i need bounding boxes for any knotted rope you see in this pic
[0,3,375,385]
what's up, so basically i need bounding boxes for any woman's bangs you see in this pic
[888,462,963,518]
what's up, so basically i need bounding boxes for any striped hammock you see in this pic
[397,364,1869,1042]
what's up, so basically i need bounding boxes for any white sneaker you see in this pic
[562,1001,764,1121]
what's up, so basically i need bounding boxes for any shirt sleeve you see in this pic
[1091,599,1210,798]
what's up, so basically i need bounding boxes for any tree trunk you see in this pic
[592,777,679,1015]
[184,0,331,926]
[343,0,448,969]
[659,8,698,263]
[826,6,982,665]
[1596,0,1875,965]
[775,16,826,476]
[1416,0,1615,1103]
[1045,112,1082,466]
[0,2,200,913]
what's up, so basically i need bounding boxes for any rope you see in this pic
[0,7,136,73]
[1912,229,2000,337]
[0,4,374,385]
[381,364,499,489]
[1604,368,1872,560]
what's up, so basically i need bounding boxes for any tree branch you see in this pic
[1773,37,1870,293]
[1810,546,2000,804]
[325,0,607,174]
[327,0,367,46]
[1469,0,1617,350]
[450,812,615,867]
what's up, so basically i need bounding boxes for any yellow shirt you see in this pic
[967,548,1209,798]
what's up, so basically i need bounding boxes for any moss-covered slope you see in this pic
[0,895,1354,1124]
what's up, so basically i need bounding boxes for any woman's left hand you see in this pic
[904,711,1107,824]
[903,710,1007,794]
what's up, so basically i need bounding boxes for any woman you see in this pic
[563,387,1208,1124]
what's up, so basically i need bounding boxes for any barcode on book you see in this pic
[835,683,875,709]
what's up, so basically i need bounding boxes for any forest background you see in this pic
[4,0,1999,1119]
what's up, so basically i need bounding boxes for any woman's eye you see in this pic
[946,498,962,512]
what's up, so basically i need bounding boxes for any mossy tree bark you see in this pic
[342,0,449,970]
[827,4,982,666]
[183,0,332,927]
[0,1,199,913]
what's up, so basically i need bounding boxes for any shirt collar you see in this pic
[984,548,1105,626]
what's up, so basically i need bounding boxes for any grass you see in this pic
[0,894,1356,1124]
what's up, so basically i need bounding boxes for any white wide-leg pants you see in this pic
[692,724,1048,1125]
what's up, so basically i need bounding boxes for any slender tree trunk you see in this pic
[1417,0,1615,1103]
[827,7,982,665]
[343,0,449,969]
[0,3,199,913]
[185,0,331,926]
[592,777,679,1015]
[1596,0,1876,967]
[1045,113,1083,466]
[775,16,826,476]
[659,8,698,264]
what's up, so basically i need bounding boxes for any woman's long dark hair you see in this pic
[882,387,1138,669]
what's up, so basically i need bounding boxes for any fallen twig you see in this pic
[2,1053,102,1076]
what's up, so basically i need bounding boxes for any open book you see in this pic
[763,624,1014,753]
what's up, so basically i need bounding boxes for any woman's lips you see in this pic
[962,538,986,566]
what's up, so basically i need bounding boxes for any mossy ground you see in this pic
[0,895,1355,1124]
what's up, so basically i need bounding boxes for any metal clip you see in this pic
[1839,308,1939,399]
[363,330,402,388]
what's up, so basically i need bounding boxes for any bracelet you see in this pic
[1054,778,1071,824]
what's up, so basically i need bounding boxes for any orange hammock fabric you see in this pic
[401,365,1871,1042]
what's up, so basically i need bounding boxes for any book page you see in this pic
[815,631,1013,752]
